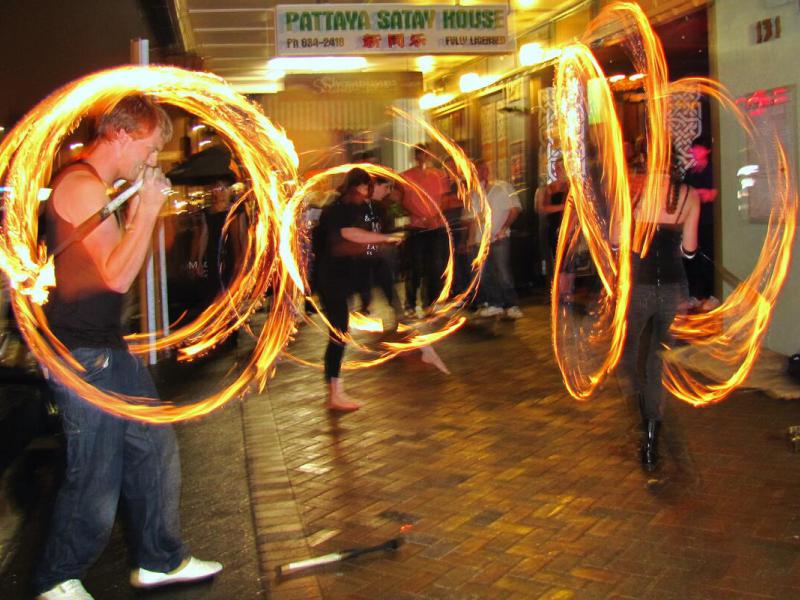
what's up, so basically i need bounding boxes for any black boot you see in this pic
[641,419,660,471]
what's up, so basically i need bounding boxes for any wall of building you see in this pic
[712,0,800,355]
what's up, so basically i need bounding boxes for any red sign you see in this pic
[735,87,789,117]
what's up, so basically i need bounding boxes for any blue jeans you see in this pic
[34,348,185,593]
[481,237,518,308]
[619,282,685,421]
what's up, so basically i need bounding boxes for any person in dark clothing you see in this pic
[683,141,718,310]
[535,159,575,302]
[315,168,403,412]
[355,175,403,319]
[400,144,448,314]
[35,95,221,600]
[199,177,246,347]
[618,168,700,472]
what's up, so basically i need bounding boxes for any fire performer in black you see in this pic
[34,95,221,600]
[315,168,403,412]
[618,163,700,472]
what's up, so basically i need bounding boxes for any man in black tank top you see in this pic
[35,96,222,600]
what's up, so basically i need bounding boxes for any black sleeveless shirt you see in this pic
[631,225,686,286]
[630,183,691,287]
[45,162,126,349]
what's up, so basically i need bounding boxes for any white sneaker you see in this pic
[130,556,223,589]
[37,580,94,600]
[477,305,504,318]
[504,306,523,320]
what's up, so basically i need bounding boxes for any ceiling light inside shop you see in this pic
[416,56,435,73]
[608,74,626,83]
[419,93,454,110]
[459,72,497,93]
[519,43,562,66]
[267,57,368,72]
[629,73,646,81]
[519,42,545,66]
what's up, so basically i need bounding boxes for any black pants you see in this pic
[619,281,685,421]
[405,227,447,308]
[357,250,400,312]
[318,283,349,381]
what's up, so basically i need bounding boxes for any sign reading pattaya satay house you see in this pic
[275,4,513,55]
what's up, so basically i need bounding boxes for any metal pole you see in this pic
[131,38,159,365]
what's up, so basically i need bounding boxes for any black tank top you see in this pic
[632,225,686,286]
[45,162,126,349]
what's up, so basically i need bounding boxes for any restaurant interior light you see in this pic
[629,73,646,81]
[69,142,84,151]
[416,56,435,74]
[267,57,368,72]
[264,69,285,81]
[191,124,206,132]
[608,74,626,83]
[519,43,561,66]
[459,73,481,93]
[419,93,455,110]
[519,42,545,66]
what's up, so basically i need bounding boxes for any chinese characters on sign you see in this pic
[275,4,513,56]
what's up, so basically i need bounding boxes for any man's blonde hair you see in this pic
[96,94,173,144]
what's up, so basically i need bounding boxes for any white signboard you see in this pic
[275,4,513,56]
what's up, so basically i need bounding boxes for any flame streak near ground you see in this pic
[552,2,797,405]
[663,78,797,406]
[0,66,482,421]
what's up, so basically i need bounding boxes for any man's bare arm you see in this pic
[55,167,168,293]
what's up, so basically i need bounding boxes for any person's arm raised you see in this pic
[56,166,169,293]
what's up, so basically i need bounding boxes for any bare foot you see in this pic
[326,400,361,412]
[327,378,362,412]
[420,345,450,375]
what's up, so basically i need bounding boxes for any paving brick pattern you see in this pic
[250,301,800,599]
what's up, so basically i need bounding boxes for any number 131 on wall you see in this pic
[755,16,781,44]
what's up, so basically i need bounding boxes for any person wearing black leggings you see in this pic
[619,168,700,471]
[315,168,403,411]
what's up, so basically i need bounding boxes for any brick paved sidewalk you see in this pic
[3,299,800,599]
[246,301,800,599]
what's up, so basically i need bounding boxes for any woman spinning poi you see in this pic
[314,168,404,411]
[618,155,700,472]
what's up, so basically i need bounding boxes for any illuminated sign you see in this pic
[735,87,790,117]
[275,4,513,56]
[284,72,422,98]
